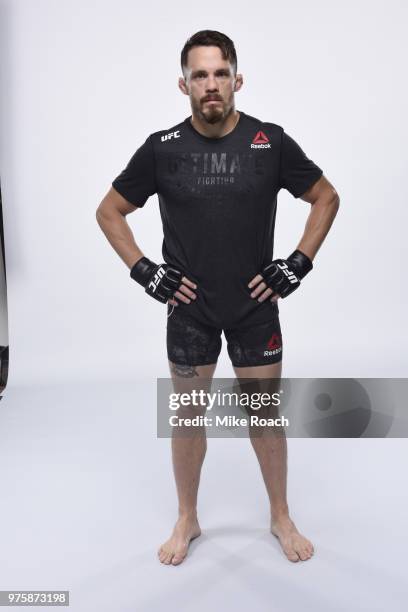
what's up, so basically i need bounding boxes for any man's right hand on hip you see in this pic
[130,256,197,305]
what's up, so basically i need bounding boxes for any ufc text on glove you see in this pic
[130,256,183,304]
[254,249,313,299]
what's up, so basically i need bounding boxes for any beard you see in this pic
[192,96,233,125]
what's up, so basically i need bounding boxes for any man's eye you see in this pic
[193,72,229,79]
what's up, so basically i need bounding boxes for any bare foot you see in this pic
[271,515,314,562]
[158,515,201,566]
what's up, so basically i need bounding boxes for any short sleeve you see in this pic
[111,135,156,207]
[279,131,323,198]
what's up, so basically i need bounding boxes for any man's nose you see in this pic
[205,74,218,90]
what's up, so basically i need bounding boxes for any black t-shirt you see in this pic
[112,110,323,329]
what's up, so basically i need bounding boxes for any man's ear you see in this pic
[178,76,188,95]
[234,73,243,92]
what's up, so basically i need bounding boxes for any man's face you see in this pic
[179,45,242,124]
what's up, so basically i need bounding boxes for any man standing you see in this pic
[96,30,340,565]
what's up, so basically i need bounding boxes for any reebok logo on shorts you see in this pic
[251,131,271,149]
[264,332,282,357]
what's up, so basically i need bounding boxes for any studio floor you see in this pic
[0,380,407,612]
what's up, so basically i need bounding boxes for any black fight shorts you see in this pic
[166,304,283,368]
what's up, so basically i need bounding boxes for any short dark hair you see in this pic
[181,30,237,76]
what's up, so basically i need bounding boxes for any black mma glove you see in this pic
[260,249,313,299]
[130,257,183,304]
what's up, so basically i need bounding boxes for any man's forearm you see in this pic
[96,209,143,269]
[296,194,340,261]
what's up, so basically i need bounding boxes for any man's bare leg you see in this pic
[158,360,217,566]
[233,361,314,562]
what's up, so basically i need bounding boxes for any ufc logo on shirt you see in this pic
[148,266,166,292]
[161,130,180,142]
[277,262,299,284]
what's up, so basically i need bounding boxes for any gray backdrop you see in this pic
[1,0,407,385]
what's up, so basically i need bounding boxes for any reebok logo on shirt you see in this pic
[251,131,271,149]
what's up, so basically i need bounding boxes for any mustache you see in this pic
[201,96,223,103]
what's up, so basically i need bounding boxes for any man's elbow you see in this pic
[331,187,340,209]
[95,202,105,226]
[326,188,340,224]
[319,186,340,214]
[96,199,112,228]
